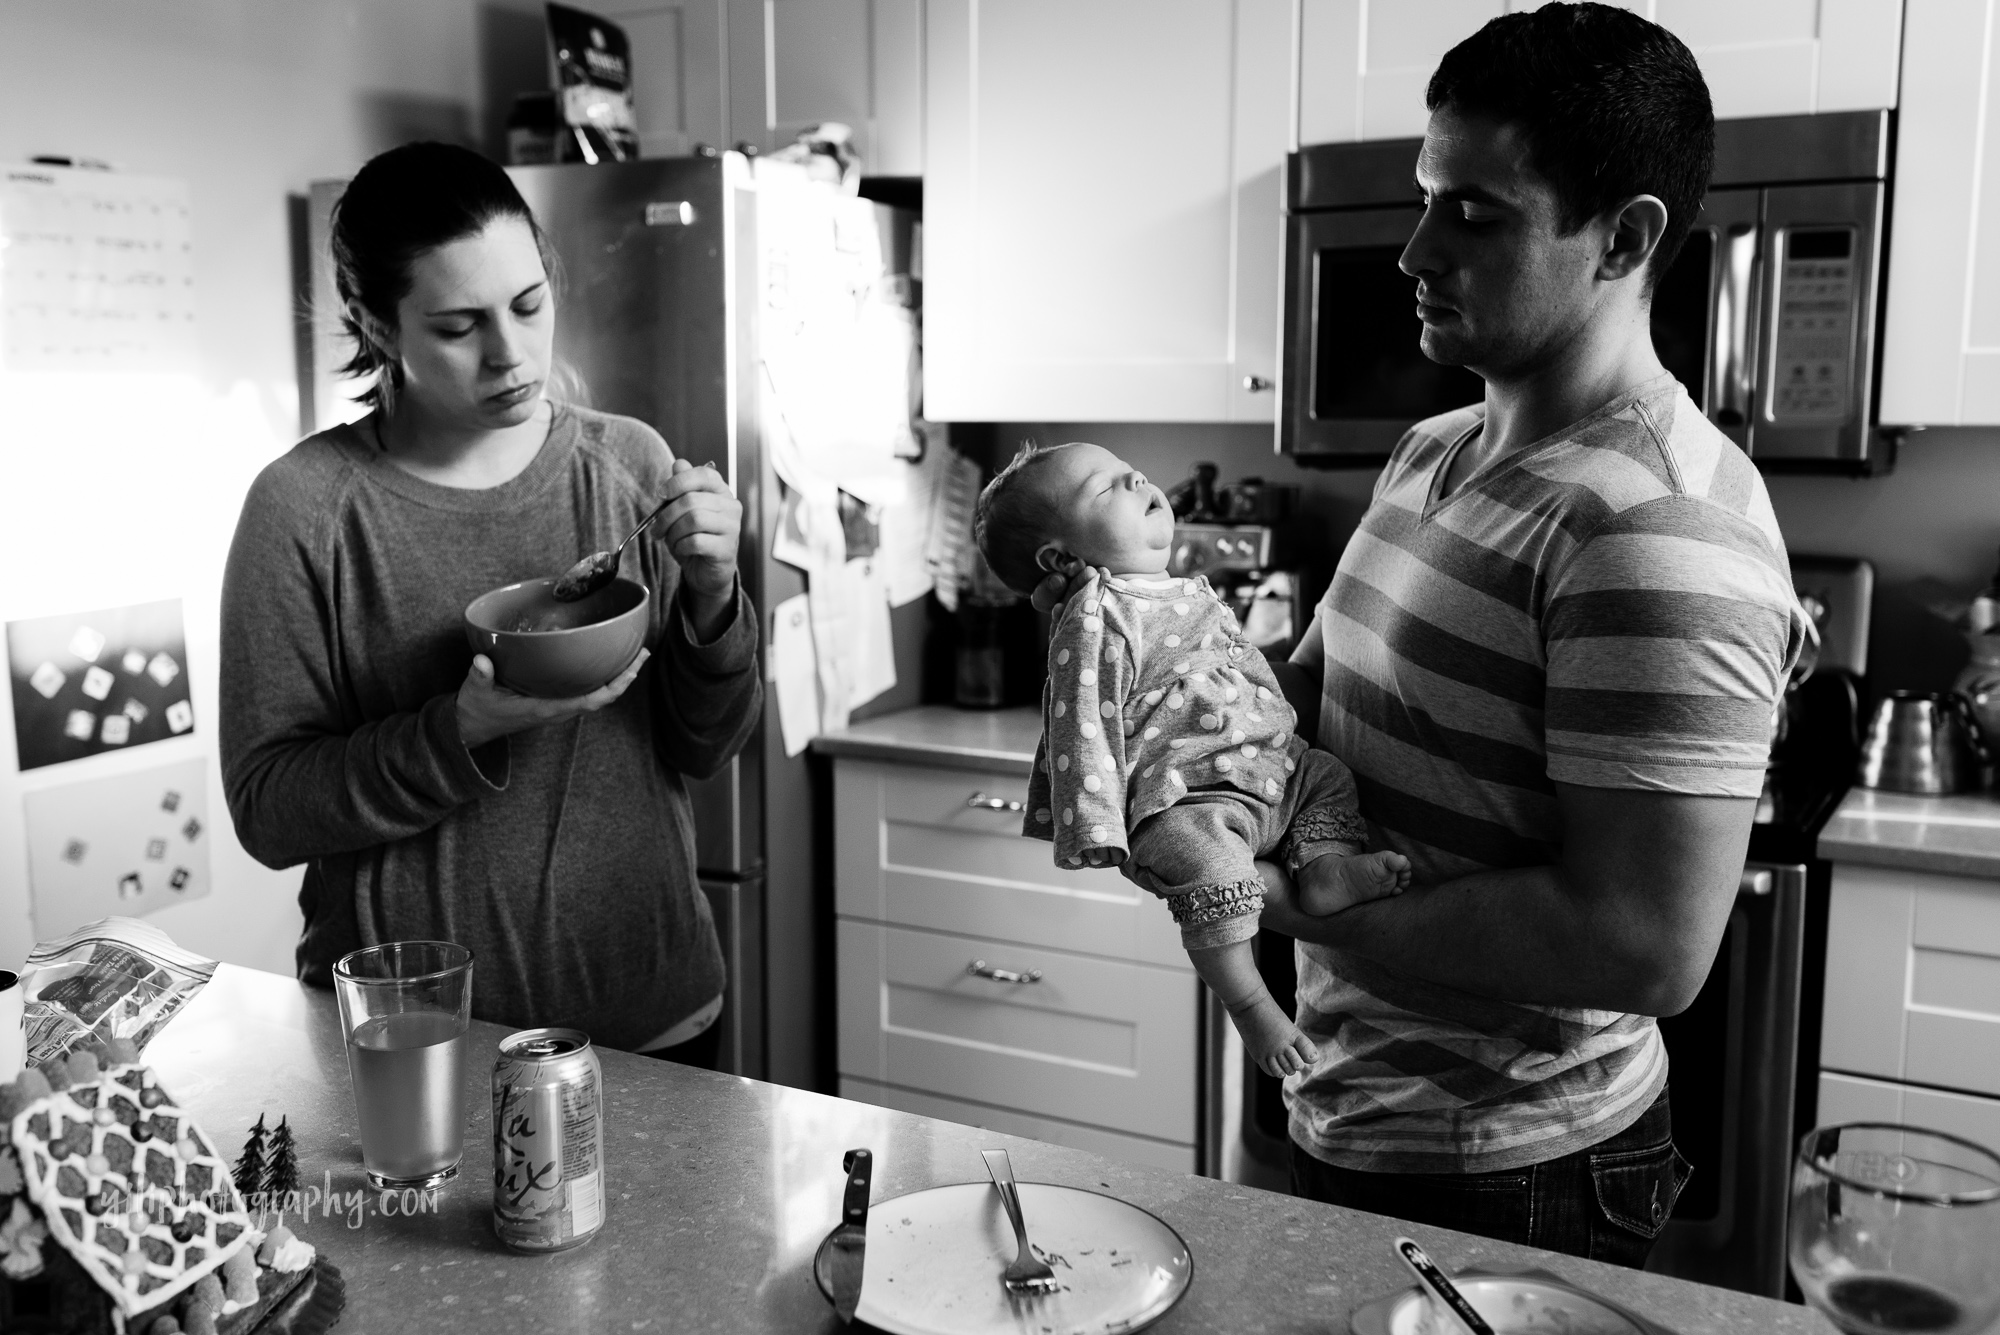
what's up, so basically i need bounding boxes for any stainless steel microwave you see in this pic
[1279,110,1894,474]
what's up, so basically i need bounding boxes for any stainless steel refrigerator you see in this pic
[518,151,932,1089]
[306,152,917,1088]
[509,154,780,1083]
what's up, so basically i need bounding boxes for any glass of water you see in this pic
[333,941,473,1190]
[1790,1122,2000,1335]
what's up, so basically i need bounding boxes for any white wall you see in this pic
[0,0,545,974]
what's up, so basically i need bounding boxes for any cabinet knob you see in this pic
[1739,869,1773,897]
[968,959,1043,985]
[965,792,1025,813]
[1242,375,1274,393]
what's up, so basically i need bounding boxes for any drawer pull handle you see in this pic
[969,959,1043,985]
[1739,869,1773,897]
[966,792,1025,813]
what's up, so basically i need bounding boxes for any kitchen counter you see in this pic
[1817,786,2000,880]
[133,964,1830,1333]
[813,704,1040,776]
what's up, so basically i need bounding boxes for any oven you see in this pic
[1651,861,1814,1295]
[1279,110,1895,473]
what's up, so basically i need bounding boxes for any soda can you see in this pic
[491,1027,605,1252]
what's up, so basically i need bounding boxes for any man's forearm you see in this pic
[1259,860,1703,1015]
[1261,783,1753,1016]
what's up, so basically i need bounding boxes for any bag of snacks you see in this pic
[546,2,639,163]
[17,917,216,1067]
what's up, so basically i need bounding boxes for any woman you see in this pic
[219,142,759,1067]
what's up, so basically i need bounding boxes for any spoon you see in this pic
[552,494,677,602]
[1393,1237,1495,1335]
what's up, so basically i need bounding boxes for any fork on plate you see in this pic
[980,1148,1061,1294]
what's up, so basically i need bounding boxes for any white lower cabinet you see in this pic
[834,758,1201,1171]
[1819,862,2000,1152]
[1821,863,2000,1100]
[1819,1072,2000,1152]
[841,1078,1196,1174]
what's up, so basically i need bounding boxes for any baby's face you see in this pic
[1033,443,1175,577]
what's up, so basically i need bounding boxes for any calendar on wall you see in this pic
[0,165,196,373]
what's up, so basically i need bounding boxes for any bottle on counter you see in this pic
[1955,545,2000,762]
[1969,545,2000,634]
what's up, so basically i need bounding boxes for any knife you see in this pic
[826,1147,873,1324]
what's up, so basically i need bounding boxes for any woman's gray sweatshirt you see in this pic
[219,406,760,1050]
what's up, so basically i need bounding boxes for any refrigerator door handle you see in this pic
[645,200,697,226]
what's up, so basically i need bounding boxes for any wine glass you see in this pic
[1790,1122,2000,1335]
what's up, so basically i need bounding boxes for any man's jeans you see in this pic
[1288,1087,1689,1268]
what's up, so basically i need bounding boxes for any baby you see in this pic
[973,441,1410,1076]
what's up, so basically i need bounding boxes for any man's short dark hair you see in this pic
[972,442,1068,596]
[1427,2,1714,285]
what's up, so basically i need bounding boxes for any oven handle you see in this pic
[1713,224,1759,426]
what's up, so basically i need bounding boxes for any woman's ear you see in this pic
[1035,542,1083,578]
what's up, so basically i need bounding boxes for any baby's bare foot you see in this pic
[1230,992,1320,1078]
[1298,849,1411,916]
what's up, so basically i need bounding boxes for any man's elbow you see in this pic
[1612,942,1716,1018]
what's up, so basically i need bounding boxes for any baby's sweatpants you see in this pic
[1122,740,1368,952]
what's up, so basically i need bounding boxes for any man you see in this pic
[1264,5,1809,1266]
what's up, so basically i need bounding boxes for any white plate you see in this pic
[815,1182,1193,1335]
[1348,1275,1660,1335]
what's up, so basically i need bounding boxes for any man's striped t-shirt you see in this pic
[1287,374,1809,1174]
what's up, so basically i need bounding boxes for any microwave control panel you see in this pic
[1767,227,1858,424]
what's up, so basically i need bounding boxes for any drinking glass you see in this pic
[332,941,473,1190]
[1790,1122,2000,1335]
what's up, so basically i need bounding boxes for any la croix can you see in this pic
[492,1027,605,1252]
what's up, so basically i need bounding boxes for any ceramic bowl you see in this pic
[462,576,649,698]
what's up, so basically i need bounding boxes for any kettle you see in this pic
[1856,690,1992,794]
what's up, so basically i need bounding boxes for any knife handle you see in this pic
[841,1148,873,1226]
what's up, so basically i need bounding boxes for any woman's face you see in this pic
[385,216,554,429]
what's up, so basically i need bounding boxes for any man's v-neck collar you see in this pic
[1420,373,1676,522]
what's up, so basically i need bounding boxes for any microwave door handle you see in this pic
[1713,224,1758,426]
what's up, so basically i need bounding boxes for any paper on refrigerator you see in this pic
[874,428,954,607]
[757,166,913,507]
[925,446,984,612]
[839,556,897,708]
[767,593,820,757]
[806,556,897,732]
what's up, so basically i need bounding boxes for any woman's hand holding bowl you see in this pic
[456,647,651,749]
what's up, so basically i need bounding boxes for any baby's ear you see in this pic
[1035,543,1083,578]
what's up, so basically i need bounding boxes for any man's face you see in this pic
[1400,109,1607,381]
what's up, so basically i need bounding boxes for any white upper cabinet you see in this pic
[923,0,1291,423]
[606,0,924,173]
[1296,0,1904,146]
[1879,0,2000,427]
[755,0,926,174]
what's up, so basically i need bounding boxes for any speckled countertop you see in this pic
[813,705,1040,775]
[138,964,1829,1334]
[1818,787,2000,880]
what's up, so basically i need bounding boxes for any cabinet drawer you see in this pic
[833,759,1190,972]
[840,1077,1195,1174]
[836,919,1198,1144]
[1818,1073,2000,1154]
[1824,864,2000,1099]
